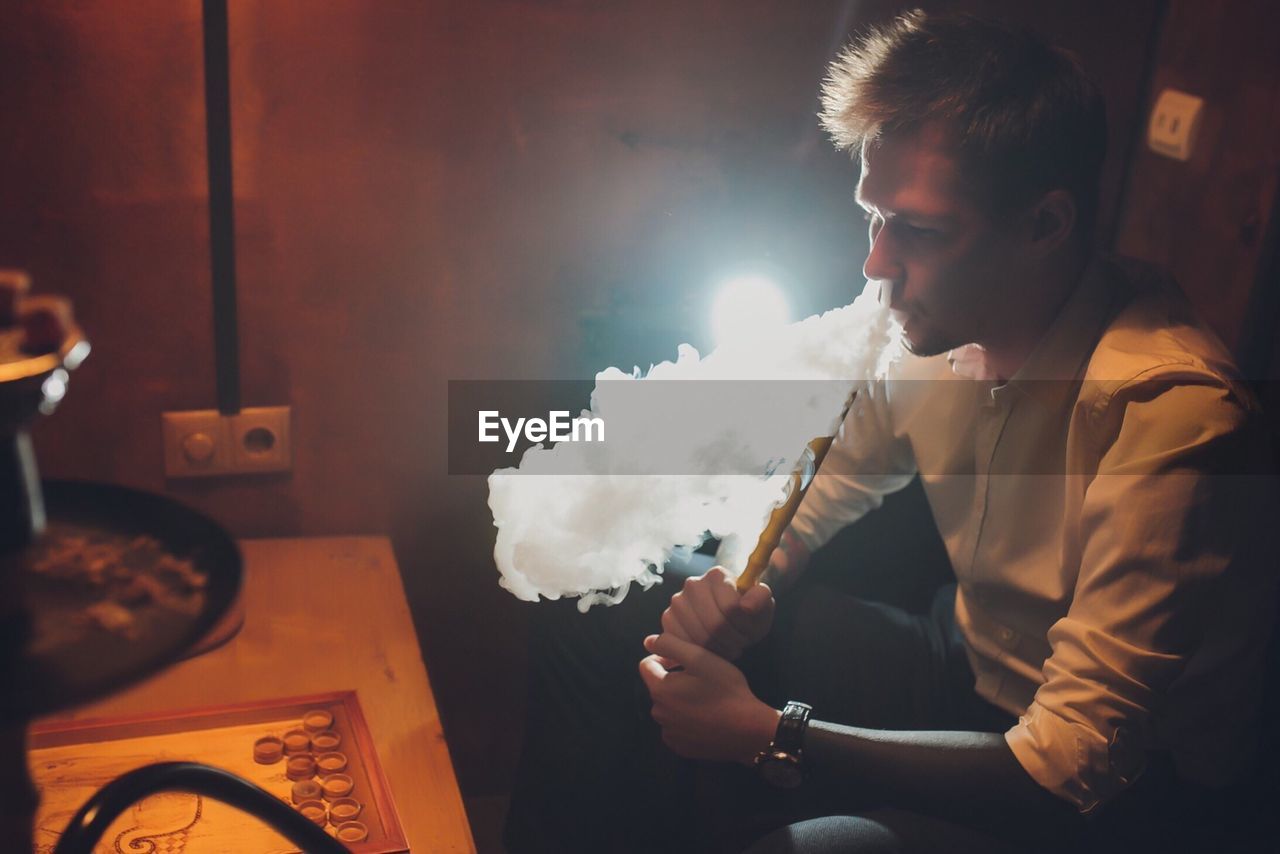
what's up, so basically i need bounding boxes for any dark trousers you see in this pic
[502,545,1044,853]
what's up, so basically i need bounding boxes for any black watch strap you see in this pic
[773,700,812,755]
[755,701,813,788]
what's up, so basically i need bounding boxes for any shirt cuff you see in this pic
[1005,702,1145,814]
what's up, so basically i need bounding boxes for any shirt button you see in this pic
[998,626,1017,645]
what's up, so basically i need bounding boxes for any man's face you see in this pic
[857,125,1024,358]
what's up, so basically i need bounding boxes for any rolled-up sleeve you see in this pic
[1005,371,1268,812]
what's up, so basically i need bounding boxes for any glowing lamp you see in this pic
[710,275,790,348]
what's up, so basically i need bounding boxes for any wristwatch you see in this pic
[754,700,812,788]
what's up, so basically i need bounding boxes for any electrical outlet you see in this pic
[229,406,291,473]
[162,406,292,477]
[1147,88,1204,162]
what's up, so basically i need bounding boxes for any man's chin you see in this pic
[900,327,956,359]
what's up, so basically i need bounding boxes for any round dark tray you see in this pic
[3,480,242,720]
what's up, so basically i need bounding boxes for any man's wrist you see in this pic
[752,701,813,788]
[739,705,783,765]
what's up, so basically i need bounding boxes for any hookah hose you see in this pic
[734,391,855,593]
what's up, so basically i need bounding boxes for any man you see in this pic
[507,11,1277,853]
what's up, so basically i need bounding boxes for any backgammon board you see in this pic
[28,691,407,853]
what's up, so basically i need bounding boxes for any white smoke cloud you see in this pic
[487,280,901,610]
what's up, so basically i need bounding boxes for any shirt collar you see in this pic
[946,255,1118,409]
[1008,254,1117,387]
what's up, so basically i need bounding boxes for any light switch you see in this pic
[1147,88,1205,162]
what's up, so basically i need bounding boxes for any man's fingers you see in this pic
[693,583,750,650]
[704,565,731,584]
[722,582,772,639]
[647,630,716,674]
[711,571,742,617]
[683,571,748,648]
[668,591,711,645]
[660,607,694,643]
[740,582,773,614]
[638,653,668,690]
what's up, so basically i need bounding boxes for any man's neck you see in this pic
[979,251,1089,381]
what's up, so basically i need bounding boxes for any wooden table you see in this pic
[31,536,475,853]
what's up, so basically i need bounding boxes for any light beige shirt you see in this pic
[789,255,1278,812]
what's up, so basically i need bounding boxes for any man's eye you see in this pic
[904,223,938,238]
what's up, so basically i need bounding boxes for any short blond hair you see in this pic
[820,10,1107,234]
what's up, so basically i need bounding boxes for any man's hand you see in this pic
[638,632,779,763]
[661,566,774,661]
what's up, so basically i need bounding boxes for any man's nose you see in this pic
[862,225,903,286]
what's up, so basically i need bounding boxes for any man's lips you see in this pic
[875,281,919,330]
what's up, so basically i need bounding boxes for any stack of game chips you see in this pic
[253,708,368,843]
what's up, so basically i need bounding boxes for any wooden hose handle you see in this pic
[735,392,855,592]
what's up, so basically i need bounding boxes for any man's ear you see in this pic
[1025,189,1077,257]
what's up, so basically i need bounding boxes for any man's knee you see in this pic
[744,809,1020,854]
[743,814,907,854]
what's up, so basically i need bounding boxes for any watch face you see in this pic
[757,752,803,789]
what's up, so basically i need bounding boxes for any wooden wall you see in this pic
[2,0,1227,805]
[1114,0,1280,370]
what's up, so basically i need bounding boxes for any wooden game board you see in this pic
[28,691,408,853]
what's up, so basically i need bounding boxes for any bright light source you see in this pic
[711,275,790,348]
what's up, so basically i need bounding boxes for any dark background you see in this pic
[3,0,1279,842]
